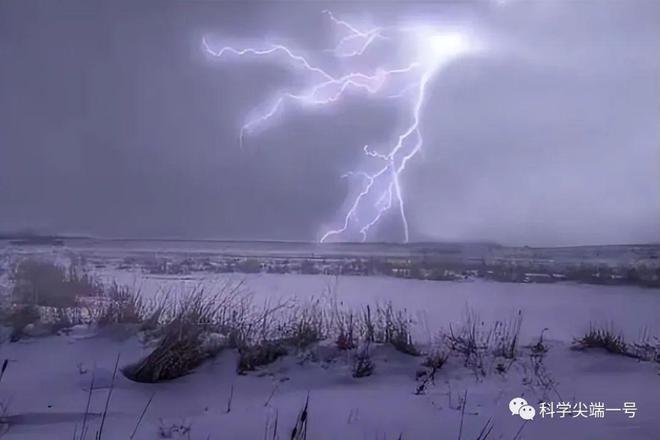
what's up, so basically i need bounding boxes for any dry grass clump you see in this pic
[233,299,420,375]
[361,302,418,356]
[568,325,660,388]
[446,308,523,376]
[446,310,488,373]
[326,294,357,350]
[573,324,627,355]
[422,350,448,370]
[490,310,523,359]
[122,291,225,383]
[6,304,40,342]
[97,283,145,326]
[629,329,660,363]
[352,343,375,378]
[11,259,102,308]
[2,258,103,340]
[235,299,323,373]
[3,260,148,340]
[323,283,418,354]
[2,301,85,341]
[122,283,300,379]
[237,341,288,374]
[414,339,448,395]
[281,299,326,349]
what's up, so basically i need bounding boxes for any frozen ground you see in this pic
[0,263,659,439]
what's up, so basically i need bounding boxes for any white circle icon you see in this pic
[519,404,536,421]
[509,397,528,415]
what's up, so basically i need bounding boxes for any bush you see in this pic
[573,325,627,355]
[123,292,223,383]
[11,259,102,308]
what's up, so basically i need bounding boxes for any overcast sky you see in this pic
[1,0,658,245]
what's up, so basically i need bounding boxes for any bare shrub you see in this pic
[446,309,489,375]
[11,259,102,308]
[415,349,447,395]
[530,328,549,355]
[521,335,559,400]
[352,343,374,378]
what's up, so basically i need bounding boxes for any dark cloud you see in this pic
[0,0,658,245]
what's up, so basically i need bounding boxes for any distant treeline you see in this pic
[113,253,660,288]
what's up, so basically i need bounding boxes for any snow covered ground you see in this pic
[97,270,660,343]
[0,326,658,439]
[1,267,659,439]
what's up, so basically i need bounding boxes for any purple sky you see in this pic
[1,0,658,245]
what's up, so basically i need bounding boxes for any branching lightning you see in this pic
[203,11,476,242]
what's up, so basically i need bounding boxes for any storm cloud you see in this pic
[1,0,658,245]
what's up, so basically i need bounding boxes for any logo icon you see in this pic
[509,397,536,421]
[519,404,536,421]
[509,397,528,416]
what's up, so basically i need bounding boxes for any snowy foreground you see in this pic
[1,271,660,439]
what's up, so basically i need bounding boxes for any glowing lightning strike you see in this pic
[203,12,476,243]
[321,9,385,57]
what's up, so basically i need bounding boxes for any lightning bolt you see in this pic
[203,12,475,242]
[321,9,386,57]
